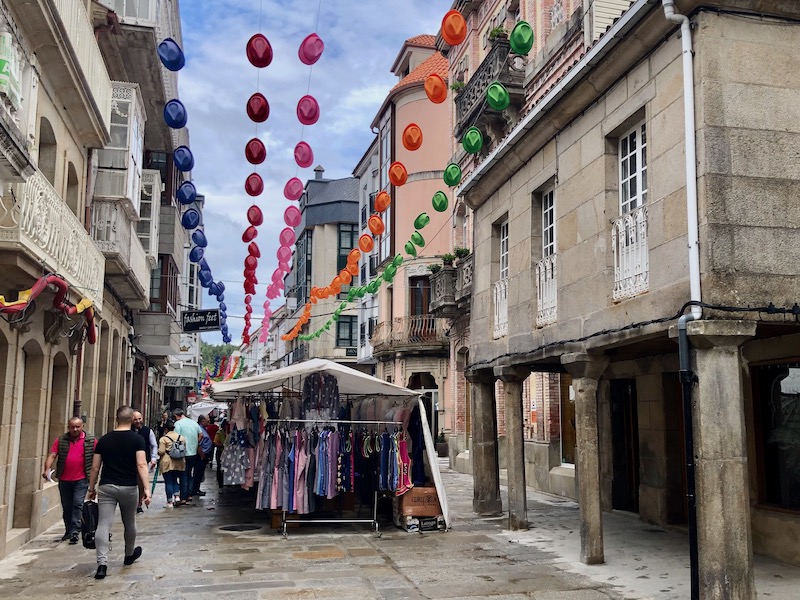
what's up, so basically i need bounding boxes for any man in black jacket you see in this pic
[132,411,157,513]
[41,417,96,544]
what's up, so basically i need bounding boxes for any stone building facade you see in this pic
[457,1,800,597]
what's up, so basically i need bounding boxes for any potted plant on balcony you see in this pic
[488,26,508,43]
[442,253,455,267]
[450,80,466,94]
[436,429,449,458]
[428,263,442,274]
[453,247,471,261]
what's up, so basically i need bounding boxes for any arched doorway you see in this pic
[37,117,57,186]
[95,322,111,437]
[65,162,80,218]
[11,341,46,530]
[108,330,121,432]
[408,372,438,436]
[48,353,70,452]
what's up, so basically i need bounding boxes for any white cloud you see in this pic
[179,0,451,344]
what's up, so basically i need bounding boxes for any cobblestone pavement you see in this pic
[1,461,798,599]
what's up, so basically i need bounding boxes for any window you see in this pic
[296,231,312,305]
[368,316,377,338]
[336,315,358,347]
[499,220,509,280]
[754,363,800,511]
[542,189,555,257]
[338,224,358,271]
[619,122,648,215]
[409,277,431,316]
[379,204,392,263]
[188,263,198,309]
[149,260,162,312]
[379,119,391,190]
[359,322,366,346]
[360,263,367,286]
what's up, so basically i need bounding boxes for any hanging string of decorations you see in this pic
[158,36,230,341]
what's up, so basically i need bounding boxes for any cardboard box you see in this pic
[395,486,441,517]
[394,514,445,533]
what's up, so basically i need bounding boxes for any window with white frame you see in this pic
[499,220,509,280]
[619,122,647,215]
[542,189,555,257]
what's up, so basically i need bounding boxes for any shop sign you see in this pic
[181,309,220,332]
[164,376,196,387]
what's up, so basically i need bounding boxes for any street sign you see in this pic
[182,309,220,332]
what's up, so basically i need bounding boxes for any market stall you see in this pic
[209,359,449,535]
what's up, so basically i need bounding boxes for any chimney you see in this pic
[314,165,325,180]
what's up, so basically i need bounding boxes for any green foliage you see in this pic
[488,26,508,41]
[450,80,465,93]
[200,340,237,373]
[428,264,442,274]
[454,247,471,259]
[442,253,455,266]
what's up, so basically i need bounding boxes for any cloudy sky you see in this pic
[178,0,450,344]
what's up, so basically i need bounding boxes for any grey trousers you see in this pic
[95,484,139,565]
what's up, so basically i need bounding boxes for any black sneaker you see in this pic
[94,565,107,579]
[123,546,142,565]
[61,532,71,541]
[136,506,144,514]
[69,533,79,545]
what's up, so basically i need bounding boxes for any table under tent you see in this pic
[209,358,449,536]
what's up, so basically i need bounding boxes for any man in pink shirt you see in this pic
[41,417,96,544]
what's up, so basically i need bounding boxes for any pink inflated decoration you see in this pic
[296,95,320,125]
[264,307,273,319]
[246,33,273,68]
[245,173,263,196]
[263,300,271,309]
[276,246,292,263]
[279,227,296,246]
[284,177,304,200]
[284,205,302,227]
[272,269,283,283]
[278,260,291,272]
[298,33,324,65]
[294,141,313,168]
[247,204,263,225]
[259,329,269,343]
[245,138,266,164]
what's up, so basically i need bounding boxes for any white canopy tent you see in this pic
[187,400,229,420]
[208,358,450,528]
[209,358,420,399]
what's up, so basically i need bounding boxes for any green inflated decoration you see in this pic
[348,288,356,301]
[339,302,347,311]
[486,81,510,111]
[462,126,483,154]
[332,314,339,321]
[393,254,404,267]
[356,286,366,298]
[367,280,380,294]
[432,191,449,213]
[414,213,430,229]
[383,264,397,282]
[411,231,425,247]
[443,163,462,187]
[509,21,534,55]
[405,241,417,256]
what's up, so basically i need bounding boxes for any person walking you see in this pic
[41,417,96,544]
[204,415,219,469]
[213,419,227,487]
[88,405,151,580]
[132,411,158,514]
[155,410,169,440]
[172,408,203,503]
[157,419,185,507]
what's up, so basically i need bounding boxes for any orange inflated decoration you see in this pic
[441,10,467,46]
[347,262,359,276]
[402,123,423,151]
[368,215,385,236]
[340,270,352,285]
[424,74,447,104]
[359,234,374,252]
[348,248,361,264]
[374,191,391,212]
[388,162,408,186]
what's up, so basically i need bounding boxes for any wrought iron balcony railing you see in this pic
[535,254,557,327]
[612,205,649,301]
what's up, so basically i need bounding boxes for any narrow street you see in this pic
[1,461,798,599]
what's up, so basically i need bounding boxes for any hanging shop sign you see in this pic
[182,309,221,332]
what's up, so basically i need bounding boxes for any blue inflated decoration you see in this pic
[217,281,226,293]
[198,258,209,271]
[216,293,225,302]
[188,245,204,263]
[164,99,188,129]
[192,229,207,247]
[177,181,197,205]
[209,282,220,296]
[219,302,227,312]
[174,146,194,172]
[181,208,200,230]
[157,38,186,71]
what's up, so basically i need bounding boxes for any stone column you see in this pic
[465,369,502,515]
[496,366,528,530]
[562,352,609,565]
[687,320,756,600]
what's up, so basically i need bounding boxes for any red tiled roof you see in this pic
[405,34,436,48]
[390,51,448,92]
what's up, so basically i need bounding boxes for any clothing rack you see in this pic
[276,417,403,538]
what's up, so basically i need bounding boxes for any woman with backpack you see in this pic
[157,420,186,507]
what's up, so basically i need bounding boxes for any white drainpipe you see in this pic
[663,0,702,319]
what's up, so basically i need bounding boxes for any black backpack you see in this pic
[81,501,98,549]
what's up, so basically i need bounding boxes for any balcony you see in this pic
[0,170,105,310]
[455,253,473,308]
[535,254,557,327]
[612,205,649,301]
[430,266,457,319]
[371,316,448,357]
[493,278,509,339]
[454,37,525,141]
[137,170,162,268]
[137,311,181,363]
[91,200,150,309]
[17,0,112,146]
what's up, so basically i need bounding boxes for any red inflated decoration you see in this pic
[247,204,264,225]
[297,95,320,125]
[247,93,270,122]
[284,177,304,200]
[245,255,258,270]
[242,226,258,242]
[246,33,273,68]
[248,242,260,257]
[245,138,266,164]
[294,141,314,168]
[298,33,324,65]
